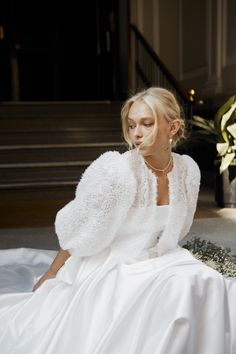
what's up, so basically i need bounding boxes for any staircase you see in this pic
[0,102,126,228]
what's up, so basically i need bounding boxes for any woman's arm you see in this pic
[55,152,136,257]
[49,248,70,273]
[32,248,70,291]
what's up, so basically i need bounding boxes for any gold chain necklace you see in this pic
[144,155,172,175]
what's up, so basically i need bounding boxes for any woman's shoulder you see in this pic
[80,150,135,184]
[75,150,136,196]
[89,150,121,166]
[173,152,201,179]
[173,152,199,169]
[89,150,131,171]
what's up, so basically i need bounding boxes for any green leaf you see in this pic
[214,95,236,135]
[193,115,209,123]
[220,152,235,173]
[227,123,236,139]
[216,142,229,156]
[192,116,215,133]
[221,101,236,131]
[221,130,230,144]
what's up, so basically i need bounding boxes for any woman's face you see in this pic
[128,100,171,157]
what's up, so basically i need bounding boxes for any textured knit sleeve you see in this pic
[179,154,201,241]
[54,151,136,258]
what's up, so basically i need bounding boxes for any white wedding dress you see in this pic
[0,205,235,354]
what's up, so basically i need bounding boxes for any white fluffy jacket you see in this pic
[55,149,200,258]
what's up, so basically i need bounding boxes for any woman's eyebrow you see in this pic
[128,117,153,121]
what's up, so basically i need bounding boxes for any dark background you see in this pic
[0,0,129,101]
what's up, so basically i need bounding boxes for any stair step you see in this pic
[0,102,124,213]
[0,130,122,145]
[0,142,125,149]
[0,160,89,181]
[0,101,122,115]
[0,160,91,168]
[0,144,126,183]
[0,118,122,130]
[0,179,78,190]
[0,143,126,163]
[0,177,79,204]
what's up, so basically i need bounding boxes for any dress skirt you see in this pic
[0,246,235,354]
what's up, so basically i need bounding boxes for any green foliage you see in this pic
[191,95,236,173]
[182,237,236,278]
[191,115,217,145]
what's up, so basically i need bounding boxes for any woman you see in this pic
[0,87,234,353]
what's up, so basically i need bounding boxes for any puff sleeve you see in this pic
[54,151,136,258]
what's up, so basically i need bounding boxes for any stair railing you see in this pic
[130,24,194,121]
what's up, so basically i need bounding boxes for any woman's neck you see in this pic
[144,150,172,171]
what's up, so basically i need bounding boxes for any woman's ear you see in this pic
[170,119,181,136]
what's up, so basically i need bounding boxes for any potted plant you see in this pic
[190,95,236,208]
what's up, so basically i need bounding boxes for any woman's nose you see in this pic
[134,125,142,137]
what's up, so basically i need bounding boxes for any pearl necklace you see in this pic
[144,155,172,175]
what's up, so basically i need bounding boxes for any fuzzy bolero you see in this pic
[55,149,200,258]
[55,151,137,257]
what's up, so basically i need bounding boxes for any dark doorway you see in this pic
[0,0,128,101]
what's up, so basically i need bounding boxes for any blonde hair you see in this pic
[121,87,186,149]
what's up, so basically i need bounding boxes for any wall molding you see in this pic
[180,0,208,83]
[152,0,160,54]
[222,0,236,68]
[179,0,183,81]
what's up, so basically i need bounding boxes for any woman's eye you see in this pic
[128,123,152,129]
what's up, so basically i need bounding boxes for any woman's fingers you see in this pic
[32,269,56,292]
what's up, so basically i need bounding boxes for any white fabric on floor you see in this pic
[0,248,57,294]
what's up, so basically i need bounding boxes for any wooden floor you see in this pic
[0,185,226,229]
[0,198,70,228]
[0,185,235,250]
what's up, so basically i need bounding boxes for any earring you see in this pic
[169,136,173,145]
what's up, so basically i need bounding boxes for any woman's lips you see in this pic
[135,143,143,149]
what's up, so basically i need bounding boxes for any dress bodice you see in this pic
[110,205,170,261]
[151,205,169,229]
[154,205,169,227]
[139,205,169,259]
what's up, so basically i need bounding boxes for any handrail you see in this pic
[130,24,193,120]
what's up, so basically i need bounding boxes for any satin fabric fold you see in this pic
[0,247,234,354]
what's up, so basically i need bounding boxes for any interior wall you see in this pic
[130,0,236,105]
[158,0,180,79]
[222,0,236,98]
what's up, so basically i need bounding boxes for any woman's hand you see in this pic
[32,248,70,292]
[32,268,57,292]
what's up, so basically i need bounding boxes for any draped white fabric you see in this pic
[0,207,235,354]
